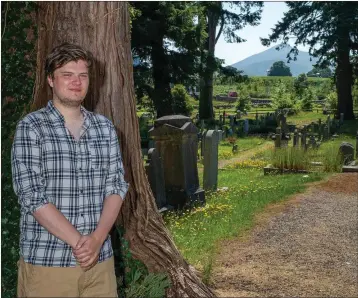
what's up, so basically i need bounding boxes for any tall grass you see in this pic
[270,147,311,171]
[320,142,344,172]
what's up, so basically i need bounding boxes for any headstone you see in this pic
[145,148,166,209]
[340,113,344,125]
[229,115,234,127]
[236,110,241,119]
[339,142,355,165]
[203,130,219,191]
[323,125,329,141]
[309,135,317,149]
[293,129,299,147]
[326,115,331,136]
[232,144,238,154]
[149,115,205,208]
[244,119,249,135]
[301,126,307,150]
[318,118,322,140]
[275,127,282,148]
[218,130,224,142]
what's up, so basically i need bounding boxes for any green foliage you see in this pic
[270,83,294,110]
[1,3,37,298]
[307,66,333,78]
[267,61,292,77]
[321,143,344,172]
[325,91,338,110]
[270,147,310,171]
[300,87,315,110]
[235,90,252,111]
[171,84,194,116]
[114,226,171,298]
[293,73,308,97]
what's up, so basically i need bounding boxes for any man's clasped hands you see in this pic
[73,233,103,271]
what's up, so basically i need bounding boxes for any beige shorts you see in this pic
[17,256,118,297]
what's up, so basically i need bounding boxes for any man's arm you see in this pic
[33,204,81,248]
[12,121,81,249]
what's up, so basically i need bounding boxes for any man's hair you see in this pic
[45,43,93,78]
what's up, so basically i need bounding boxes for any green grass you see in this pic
[164,167,326,276]
[217,137,266,160]
[287,111,334,126]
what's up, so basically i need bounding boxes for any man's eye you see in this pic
[80,74,88,78]
[63,74,71,77]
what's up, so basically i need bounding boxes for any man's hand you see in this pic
[73,234,102,271]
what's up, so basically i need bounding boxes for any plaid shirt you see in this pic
[11,100,129,267]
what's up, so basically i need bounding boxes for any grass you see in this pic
[287,111,334,126]
[164,167,326,278]
[217,137,266,160]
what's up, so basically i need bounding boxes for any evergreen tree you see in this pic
[261,1,358,119]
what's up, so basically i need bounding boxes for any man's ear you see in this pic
[47,75,54,88]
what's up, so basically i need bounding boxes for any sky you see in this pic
[215,2,310,66]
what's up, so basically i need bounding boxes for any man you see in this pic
[11,43,129,297]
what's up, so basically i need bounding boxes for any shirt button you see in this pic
[80,189,84,194]
[80,213,84,217]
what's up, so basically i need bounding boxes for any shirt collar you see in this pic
[46,100,92,123]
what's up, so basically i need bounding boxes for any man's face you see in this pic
[47,60,89,107]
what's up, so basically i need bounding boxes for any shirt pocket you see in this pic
[89,139,110,170]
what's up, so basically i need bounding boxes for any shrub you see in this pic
[325,91,338,110]
[171,84,193,116]
[235,90,251,111]
[321,142,343,172]
[301,87,315,110]
[271,83,295,110]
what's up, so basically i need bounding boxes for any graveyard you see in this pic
[139,106,358,289]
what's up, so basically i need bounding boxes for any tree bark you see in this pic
[32,2,216,297]
[199,9,217,121]
[150,35,174,117]
[335,14,354,120]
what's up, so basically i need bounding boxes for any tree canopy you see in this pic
[267,61,292,77]
[307,66,332,78]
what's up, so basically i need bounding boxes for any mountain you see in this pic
[231,45,318,77]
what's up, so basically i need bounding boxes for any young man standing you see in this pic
[12,43,129,297]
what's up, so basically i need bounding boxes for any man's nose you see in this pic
[72,76,82,85]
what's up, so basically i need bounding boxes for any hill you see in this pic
[231,45,318,77]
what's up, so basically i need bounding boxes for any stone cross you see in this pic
[301,126,307,150]
[323,124,329,141]
[203,130,219,191]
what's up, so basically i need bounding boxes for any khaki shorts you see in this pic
[17,256,118,297]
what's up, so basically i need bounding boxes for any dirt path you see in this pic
[211,173,358,297]
[218,142,273,169]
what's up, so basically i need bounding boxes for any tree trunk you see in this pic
[151,36,174,117]
[335,18,354,120]
[32,2,216,297]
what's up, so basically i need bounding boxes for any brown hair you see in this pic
[45,43,93,78]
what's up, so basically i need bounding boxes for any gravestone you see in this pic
[232,144,238,154]
[236,110,242,119]
[275,127,282,148]
[218,130,224,142]
[340,113,344,125]
[301,126,307,150]
[149,115,205,208]
[203,130,219,191]
[293,129,299,147]
[326,115,331,136]
[323,124,329,141]
[145,148,166,209]
[339,142,354,165]
[244,119,249,135]
[219,115,223,125]
[318,118,322,140]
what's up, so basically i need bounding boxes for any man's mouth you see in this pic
[69,89,81,92]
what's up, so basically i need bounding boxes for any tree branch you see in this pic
[1,2,10,40]
[215,15,224,45]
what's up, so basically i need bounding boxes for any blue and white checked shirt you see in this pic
[11,100,129,267]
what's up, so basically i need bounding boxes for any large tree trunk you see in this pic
[32,2,216,297]
[199,9,218,121]
[335,16,355,120]
[151,36,174,117]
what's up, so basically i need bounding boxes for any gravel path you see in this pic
[211,173,358,297]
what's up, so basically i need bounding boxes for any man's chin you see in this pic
[60,97,85,107]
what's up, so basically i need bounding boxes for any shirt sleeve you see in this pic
[11,121,49,214]
[104,123,129,200]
